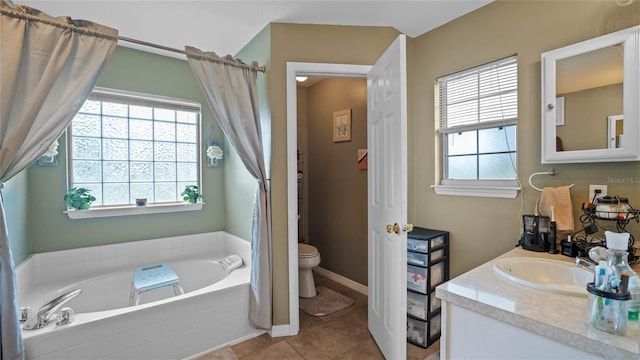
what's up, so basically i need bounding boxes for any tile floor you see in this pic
[195,274,440,360]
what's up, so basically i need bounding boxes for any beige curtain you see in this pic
[185,47,272,329]
[0,2,117,358]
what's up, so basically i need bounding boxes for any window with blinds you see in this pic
[68,88,202,207]
[436,55,518,180]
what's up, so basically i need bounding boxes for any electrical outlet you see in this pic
[589,184,608,203]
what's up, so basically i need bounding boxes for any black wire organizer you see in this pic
[574,197,640,264]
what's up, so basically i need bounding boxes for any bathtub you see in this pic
[15,231,263,360]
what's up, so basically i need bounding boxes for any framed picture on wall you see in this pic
[333,108,352,142]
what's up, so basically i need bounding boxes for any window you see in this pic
[434,56,519,198]
[68,88,201,208]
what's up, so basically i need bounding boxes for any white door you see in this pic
[367,34,408,360]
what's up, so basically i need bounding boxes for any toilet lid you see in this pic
[298,243,318,257]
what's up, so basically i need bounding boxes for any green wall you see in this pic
[226,25,272,242]
[26,46,228,253]
[4,171,29,265]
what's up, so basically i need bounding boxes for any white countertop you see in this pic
[436,248,640,359]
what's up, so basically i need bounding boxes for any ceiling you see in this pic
[17,1,492,60]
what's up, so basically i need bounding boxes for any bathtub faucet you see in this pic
[23,289,82,330]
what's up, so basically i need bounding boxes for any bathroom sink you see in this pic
[493,257,593,297]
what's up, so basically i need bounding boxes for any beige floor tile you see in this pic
[231,334,284,358]
[193,346,238,360]
[285,323,360,360]
[407,339,440,360]
[333,339,385,360]
[240,340,305,360]
[326,304,372,341]
[299,306,325,330]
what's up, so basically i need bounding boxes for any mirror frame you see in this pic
[541,25,640,164]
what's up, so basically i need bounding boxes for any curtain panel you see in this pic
[185,47,272,329]
[0,2,117,358]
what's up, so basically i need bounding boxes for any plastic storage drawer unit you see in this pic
[407,314,441,348]
[407,290,441,321]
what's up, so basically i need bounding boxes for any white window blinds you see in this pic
[437,55,518,134]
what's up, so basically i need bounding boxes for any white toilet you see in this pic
[298,243,321,298]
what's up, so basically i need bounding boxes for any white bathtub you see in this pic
[16,231,263,360]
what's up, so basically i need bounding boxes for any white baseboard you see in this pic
[313,266,368,296]
[269,324,294,338]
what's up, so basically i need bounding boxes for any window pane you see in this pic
[103,161,129,183]
[130,183,154,202]
[73,114,101,137]
[177,163,198,182]
[73,137,101,160]
[130,162,153,182]
[447,131,477,156]
[130,140,153,161]
[155,122,175,141]
[130,105,152,119]
[447,155,477,179]
[154,108,175,122]
[155,183,177,202]
[103,183,129,204]
[103,116,128,139]
[155,162,176,181]
[177,123,197,143]
[103,102,128,117]
[130,119,153,140]
[73,161,102,182]
[177,143,197,162]
[155,142,176,161]
[79,100,101,114]
[478,126,516,153]
[479,153,517,179]
[103,139,129,160]
[177,111,197,124]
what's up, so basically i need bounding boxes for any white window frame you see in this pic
[65,87,204,219]
[432,56,521,199]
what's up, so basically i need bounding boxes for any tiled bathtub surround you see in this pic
[16,232,262,360]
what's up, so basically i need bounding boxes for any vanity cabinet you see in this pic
[406,227,449,348]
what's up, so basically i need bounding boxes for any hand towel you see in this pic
[536,186,574,232]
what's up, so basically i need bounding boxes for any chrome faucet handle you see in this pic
[56,307,75,326]
[19,307,31,323]
[23,289,82,330]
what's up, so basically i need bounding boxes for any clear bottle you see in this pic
[605,231,640,320]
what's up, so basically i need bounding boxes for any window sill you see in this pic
[64,202,204,219]
[431,183,521,199]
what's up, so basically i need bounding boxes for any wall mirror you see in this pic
[541,25,640,163]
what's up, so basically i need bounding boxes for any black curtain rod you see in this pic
[118,36,266,73]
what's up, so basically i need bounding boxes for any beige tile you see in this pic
[240,340,304,360]
[231,334,284,358]
[194,346,238,360]
[285,323,359,360]
[326,305,371,341]
[333,339,385,360]
[407,340,440,360]
[299,306,325,330]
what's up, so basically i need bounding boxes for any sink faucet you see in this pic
[575,257,596,272]
[23,289,82,330]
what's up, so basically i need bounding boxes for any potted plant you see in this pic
[64,187,96,210]
[181,185,203,204]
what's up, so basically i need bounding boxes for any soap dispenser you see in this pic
[605,231,640,320]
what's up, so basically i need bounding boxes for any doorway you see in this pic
[286,63,371,335]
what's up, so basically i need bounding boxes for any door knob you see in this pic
[404,224,414,232]
[386,223,401,234]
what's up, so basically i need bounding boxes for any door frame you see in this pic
[286,62,372,335]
